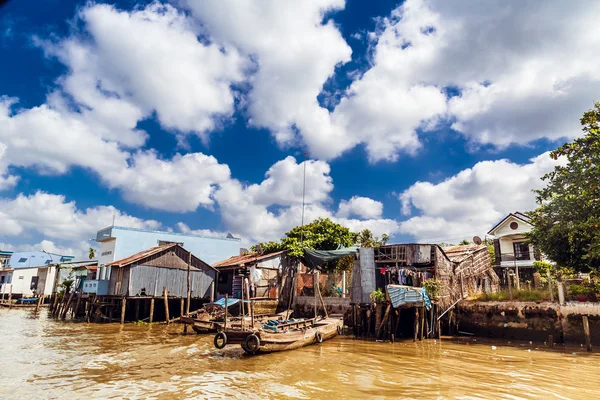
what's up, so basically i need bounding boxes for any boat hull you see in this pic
[255,318,342,353]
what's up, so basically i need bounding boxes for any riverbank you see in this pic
[456,301,600,346]
[2,308,600,399]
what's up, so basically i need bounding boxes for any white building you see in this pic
[488,212,537,269]
[95,226,241,282]
[0,251,74,298]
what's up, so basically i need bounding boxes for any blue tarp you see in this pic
[209,298,250,308]
[386,285,431,310]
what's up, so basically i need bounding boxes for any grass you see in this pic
[475,289,553,302]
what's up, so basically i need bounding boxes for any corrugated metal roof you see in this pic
[213,250,287,268]
[444,244,487,263]
[107,244,177,267]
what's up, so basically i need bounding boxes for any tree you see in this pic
[89,247,96,260]
[528,101,600,273]
[355,229,389,248]
[252,218,358,272]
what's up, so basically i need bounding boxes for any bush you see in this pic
[370,289,386,303]
[475,289,553,302]
[568,283,600,302]
[422,279,443,300]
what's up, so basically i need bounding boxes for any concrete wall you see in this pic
[456,301,600,345]
[0,266,56,297]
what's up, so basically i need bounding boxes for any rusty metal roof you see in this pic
[107,244,179,267]
[444,244,488,263]
[212,250,287,269]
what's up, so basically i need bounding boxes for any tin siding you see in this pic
[129,265,216,298]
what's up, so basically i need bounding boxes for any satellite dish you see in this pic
[473,236,483,245]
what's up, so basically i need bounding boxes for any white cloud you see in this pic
[48,2,246,141]
[0,191,161,242]
[398,152,562,242]
[213,156,399,242]
[182,0,353,158]
[336,196,383,219]
[109,151,231,212]
[0,142,18,190]
[366,0,600,149]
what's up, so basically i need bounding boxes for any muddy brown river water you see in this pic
[1,309,599,399]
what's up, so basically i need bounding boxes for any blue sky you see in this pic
[0,0,597,258]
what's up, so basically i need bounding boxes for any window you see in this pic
[18,257,28,263]
[510,222,519,230]
[513,242,530,261]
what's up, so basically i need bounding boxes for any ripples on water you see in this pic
[1,309,599,399]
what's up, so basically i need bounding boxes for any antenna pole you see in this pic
[300,152,308,246]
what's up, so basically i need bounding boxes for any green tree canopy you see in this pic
[528,101,600,273]
[251,218,392,272]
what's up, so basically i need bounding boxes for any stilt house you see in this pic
[106,243,217,299]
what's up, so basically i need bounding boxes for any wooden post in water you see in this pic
[120,296,127,324]
[61,289,76,320]
[548,334,554,348]
[419,307,425,341]
[240,277,246,331]
[413,307,419,342]
[149,298,155,323]
[583,316,592,352]
[73,292,82,319]
[36,294,44,313]
[163,287,170,325]
[224,294,228,330]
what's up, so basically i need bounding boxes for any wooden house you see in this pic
[106,243,217,299]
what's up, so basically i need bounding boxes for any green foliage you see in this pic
[252,218,362,272]
[476,289,552,302]
[528,101,600,274]
[370,289,386,303]
[533,260,574,281]
[568,282,600,302]
[459,239,472,245]
[88,247,95,260]
[422,279,443,300]
[58,271,74,295]
[356,229,389,248]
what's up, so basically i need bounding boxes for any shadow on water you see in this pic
[1,308,599,399]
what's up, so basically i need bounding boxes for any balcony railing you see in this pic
[496,252,537,267]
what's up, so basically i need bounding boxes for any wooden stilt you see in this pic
[246,278,254,329]
[120,297,127,324]
[73,292,82,319]
[240,278,245,331]
[149,298,155,323]
[36,294,44,313]
[583,316,592,352]
[413,307,419,342]
[180,298,184,318]
[163,287,170,324]
[284,271,296,320]
[7,285,13,310]
[419,307,425,341]
[436,305,441,339]
[394,309,401,339]
[61,289,76,320]
[377,304,391,339]
[210,281,215,303]
[84,298,89,320]
[135,299,140,322]
[548,334,554,348]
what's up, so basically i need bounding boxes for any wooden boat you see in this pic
[213,317,343,355]
[182,313,288,335]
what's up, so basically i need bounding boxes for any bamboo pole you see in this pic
[120,296,127,324]
[583,316,592,352]
[36,294,44,313]
[314,271,319,319]
[316,273,328,319]
[163,287,170,324]
[149,298,155,323]
[284,271,296,320]
[224,294,228,330]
